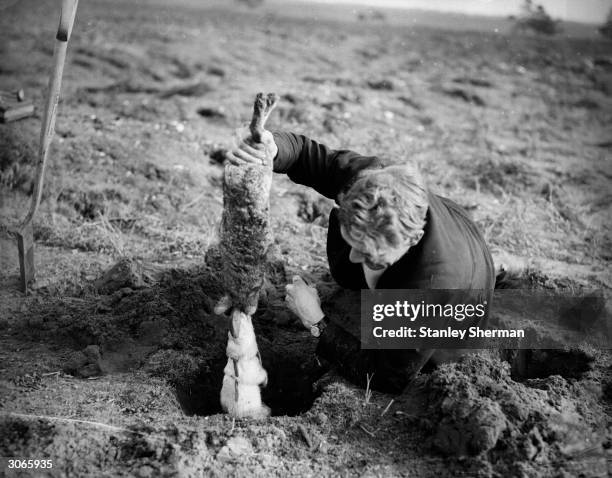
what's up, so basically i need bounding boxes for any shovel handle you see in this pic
[57,0,79,42]
[20,0,78,229]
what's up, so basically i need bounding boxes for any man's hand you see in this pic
[285,275,325,329]
[226,127,278,167]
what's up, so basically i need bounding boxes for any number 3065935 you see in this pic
[8,459,53,469]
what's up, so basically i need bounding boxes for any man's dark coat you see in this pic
[273,132,496,392]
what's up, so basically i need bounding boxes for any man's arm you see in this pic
[272,132,383,201]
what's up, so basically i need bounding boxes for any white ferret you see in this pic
[220,357,270,418]
[222,356,268,386]
[220,309,270,418]
[226,311,259,360]
[220,376,271,418]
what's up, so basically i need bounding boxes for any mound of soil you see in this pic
[422,354,609,476]
[14,257,327,418]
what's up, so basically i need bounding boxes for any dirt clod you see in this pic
[433,397,506,456]
[94,259,161,294]
[197,107,226,119]
[217,436,253,460]
[367,78,395,90]
[296,193,334,226]
[441,86,486,106]
[63,345,102,378]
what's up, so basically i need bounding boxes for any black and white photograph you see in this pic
[1,0,611,476]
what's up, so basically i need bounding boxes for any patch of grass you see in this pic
[0,124,36,193]
[470,155,537,196]
[479,196,566,259]
[364,372,374,406]
[35,212,126,257]
[143,349,200,386]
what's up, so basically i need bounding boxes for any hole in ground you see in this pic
[506,349,594,381]
[175,349,327,417]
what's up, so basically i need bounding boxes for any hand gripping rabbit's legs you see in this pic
[217,93,278,418]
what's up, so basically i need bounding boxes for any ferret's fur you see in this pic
[226,311,259,360]
[222,356,268,386]
[220,374,271,418]
[220,309,269,418]
[226,331,259,360]
[220,355,270,418]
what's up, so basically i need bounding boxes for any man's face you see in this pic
[340,226,411,270]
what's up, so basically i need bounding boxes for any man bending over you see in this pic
[228,129,496,393]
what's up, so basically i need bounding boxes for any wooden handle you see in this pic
[20,1,77,228]
[57,0,79,42]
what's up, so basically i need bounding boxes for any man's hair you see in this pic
[338,164,428,255]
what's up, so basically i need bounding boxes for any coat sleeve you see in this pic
[272,131,383,201]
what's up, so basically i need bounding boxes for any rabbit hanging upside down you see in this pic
[215,93,278,419]
[214,93,278,316]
